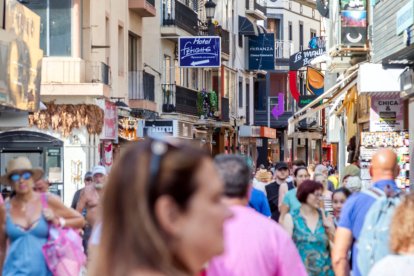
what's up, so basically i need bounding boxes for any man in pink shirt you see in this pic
[206,155,307,276]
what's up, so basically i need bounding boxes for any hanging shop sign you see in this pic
[1,0,43,111]
[260,127,276,139]
[239,126,261,137]
[289,47,326,71]
[102,101,118,140]
[396,0,414,35]
[248,33,275,70]
[370,96,404,132]
[144,120,193,139]
[306,67,324,96]
[340,0,367,46]
[298,95,318,108]
[179,36,221,68]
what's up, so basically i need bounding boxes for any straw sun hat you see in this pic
[0,157,44,185]
[255,169,272,183]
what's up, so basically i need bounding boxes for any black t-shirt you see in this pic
[265,180,294,222]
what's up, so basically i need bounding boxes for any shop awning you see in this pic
[239,16,258,36]
[288,69,358,136]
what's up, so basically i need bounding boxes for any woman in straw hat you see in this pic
[0,156,85,275]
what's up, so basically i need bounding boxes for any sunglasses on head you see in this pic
[9,171,32,182]
[85,177,93,182]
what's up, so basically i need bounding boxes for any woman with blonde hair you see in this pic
[368,193,414,276]
[88,138,231,276]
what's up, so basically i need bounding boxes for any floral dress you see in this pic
[291,209,334,276]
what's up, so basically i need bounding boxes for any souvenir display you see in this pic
[360,131,410,190]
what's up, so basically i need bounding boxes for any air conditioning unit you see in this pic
[400,69,414,99]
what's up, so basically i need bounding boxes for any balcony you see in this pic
[246,0,267,20]
[129,0,156,17]
[161,0,198,37]
[40,57,111,97]
[275,40,294,59]
[162,84,198,116]
[129,71,156,111]
[221,98,230,122]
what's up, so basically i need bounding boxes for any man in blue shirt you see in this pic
[249,187,271,217]
[332,149,400,276]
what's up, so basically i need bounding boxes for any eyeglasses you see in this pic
[9,171,32,182]
[147,137,180,200]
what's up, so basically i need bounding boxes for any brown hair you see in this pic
[390,192,414,253]
[91,139,209,276]
[296,180,324,203]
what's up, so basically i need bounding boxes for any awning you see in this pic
[239,15,258,36]
[288,69,358,136]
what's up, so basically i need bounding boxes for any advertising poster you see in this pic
[341,0,367,46]
[370,96,404,132]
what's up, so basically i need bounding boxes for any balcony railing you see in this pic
[275,40,294,59]
[221,97,230,122]
[129,71,155,101]
[85,61,111,85]
[162,84,198,116]
[162,0,198,36]
[221,28,230,55]
[246,0,267,18]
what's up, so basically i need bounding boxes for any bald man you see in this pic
[332,149,400,276]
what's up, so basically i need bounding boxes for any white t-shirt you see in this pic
[368,255,414,276]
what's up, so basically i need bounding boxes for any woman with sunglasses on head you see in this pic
[0,157,85,275]
[281,180,335,276]
[88,138,232,276]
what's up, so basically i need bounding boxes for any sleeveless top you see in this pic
[3,196,52,276]
[291,209,334,276]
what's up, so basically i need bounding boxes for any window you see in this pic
[128,33,138,73]
[310,29,317,38]
[118,26,124,76]
[299,22,304,50]
[1,0,4,29]
[288,22,293,41]
[164,55,172,84]
[105,17,110,65]
[24,0,72,56]
[238,34,243,47]
[238,78,243,108]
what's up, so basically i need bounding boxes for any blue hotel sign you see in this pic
[248,34,275,70]
[179,36,221,68]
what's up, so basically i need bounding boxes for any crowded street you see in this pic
[0,0,414,275]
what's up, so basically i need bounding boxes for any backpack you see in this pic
[356,187,402,276]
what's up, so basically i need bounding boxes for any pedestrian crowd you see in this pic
[0,138,411,276]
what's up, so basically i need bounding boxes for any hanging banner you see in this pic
[248,33,275,70]
[289,71,300,102]
[370,96,404,132]
[2,0,43,111]
[289,47,326,71]
[306,67,324,96]
[102,101,118,140]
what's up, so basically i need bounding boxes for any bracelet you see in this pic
[59,217,66,228]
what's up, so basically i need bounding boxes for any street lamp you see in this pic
[204,0,216,35]
[205,0,216,20]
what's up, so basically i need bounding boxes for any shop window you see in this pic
[24,0,72,56]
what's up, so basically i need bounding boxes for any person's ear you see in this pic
[394,165,400,179]
[369,165,373,178]
[154,195,182,237]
